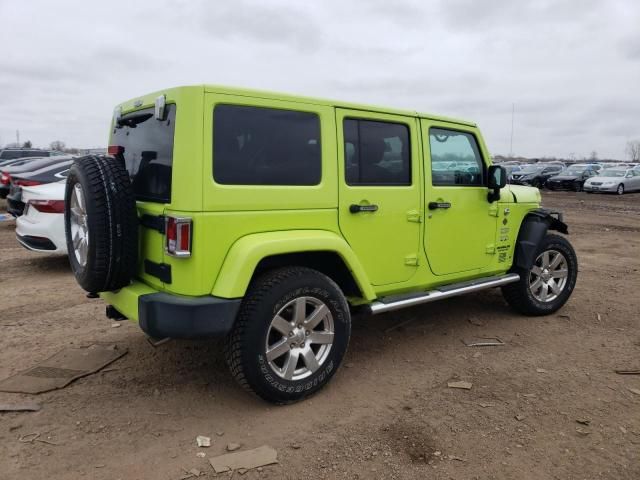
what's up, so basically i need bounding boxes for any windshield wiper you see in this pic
[116,112,153,128]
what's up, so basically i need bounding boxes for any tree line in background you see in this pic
[626,140,640,162]
[1,140,81,154]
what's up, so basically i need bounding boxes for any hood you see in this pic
[501,184,541,203]
[21,181,66,202]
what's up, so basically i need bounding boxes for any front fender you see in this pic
[513,209,569,270]
[211,230,376,300]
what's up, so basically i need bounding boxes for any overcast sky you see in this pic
[1,0,638,159]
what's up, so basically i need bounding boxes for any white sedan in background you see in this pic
[15,181,67,254]
[583,168,640,195]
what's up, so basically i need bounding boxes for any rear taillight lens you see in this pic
[15,179,42,187]
[0,172,10,185]
[108,145,124,156]
[29,199,65,214]
[165,216,192,257]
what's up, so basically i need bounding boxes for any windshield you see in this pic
[110,105,176,203]
[564,166,586,175]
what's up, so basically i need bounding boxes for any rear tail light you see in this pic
[14,179,42,187]
[165,216,192,257]
[0,172,10,185]
[28,199,65,214]
[108,145,125,156]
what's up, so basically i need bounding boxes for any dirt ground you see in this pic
[0,191,639,480]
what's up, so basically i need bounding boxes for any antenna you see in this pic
[509,103,514,157]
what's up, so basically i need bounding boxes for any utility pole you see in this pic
[509,103,514,157]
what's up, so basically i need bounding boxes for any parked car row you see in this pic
[0,149,76,254]
[2,150,638,262]
[499,161,640,194]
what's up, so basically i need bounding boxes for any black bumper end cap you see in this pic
[138,293,242,339]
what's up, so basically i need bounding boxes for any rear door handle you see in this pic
[349,204,379,213]
[428,201,451,210]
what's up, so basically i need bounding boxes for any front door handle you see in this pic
[428,201,451,210]
[350,204,379,213]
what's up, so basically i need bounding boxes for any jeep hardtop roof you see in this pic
[116,85,477,128]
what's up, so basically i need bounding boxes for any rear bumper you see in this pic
[16,233,57,251]
[15,209,66,254]
[101,281,242,339]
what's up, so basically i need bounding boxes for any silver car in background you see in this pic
[583,168,640,195]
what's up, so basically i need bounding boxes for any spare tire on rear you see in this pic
[64,155,138,293]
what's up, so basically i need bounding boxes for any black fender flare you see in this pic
[512,209,569,270]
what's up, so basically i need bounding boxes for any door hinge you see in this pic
[404,254,419,266]
[144,259,172,283]
[488,203,499,217]
[485,244,496,254]
[406,209,422,223]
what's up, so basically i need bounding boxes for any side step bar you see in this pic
[368,273,520,315]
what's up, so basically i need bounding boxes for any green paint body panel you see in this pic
[211,230,377,301]
[103,85,543,323]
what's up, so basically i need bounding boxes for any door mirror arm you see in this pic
[487,165,507,203]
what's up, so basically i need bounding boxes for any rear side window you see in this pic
[111,104,176,202]
[344,119,411,186]
[213,105,321,185]
[430,128,485,186]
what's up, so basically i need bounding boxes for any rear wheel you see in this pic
[502,234,577,316]
[617,183,624,195]
[225,267,351,404]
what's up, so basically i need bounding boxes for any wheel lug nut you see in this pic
[305,331,310,336]
[297,324,302,328]
[288,332,293,337]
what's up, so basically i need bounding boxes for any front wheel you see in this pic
[225,267,351,404]
[502,234,578,316]
[616,184,624,195]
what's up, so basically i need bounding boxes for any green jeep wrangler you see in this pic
[64,86,577,403]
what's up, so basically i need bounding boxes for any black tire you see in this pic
[616,184,624,195]
[573,182,582,192]
[225,266,351,404]
[64,155,138,293]
[502,233,578,316]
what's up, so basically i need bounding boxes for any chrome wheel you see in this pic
[69,183,89,267]
[617,184,624,195]
[529,249,568,302]
[265,296,334,381]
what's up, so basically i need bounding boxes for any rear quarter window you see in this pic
[213,104,321,186]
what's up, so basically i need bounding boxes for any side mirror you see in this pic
[487,165,507,203]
